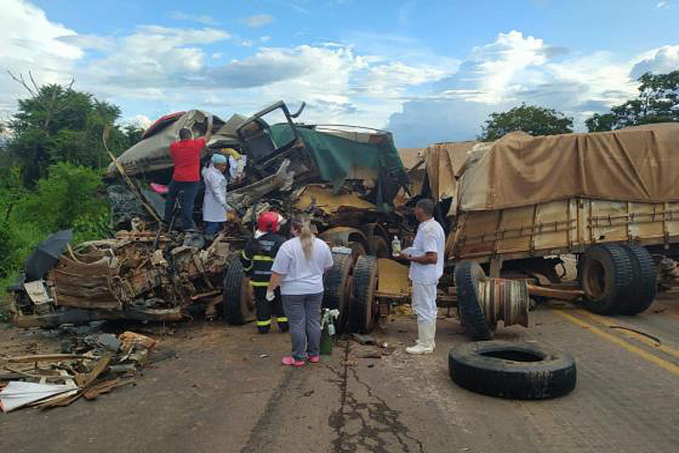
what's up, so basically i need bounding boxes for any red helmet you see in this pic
[257,211,283,233]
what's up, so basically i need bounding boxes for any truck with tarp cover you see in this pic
[445,123,679,321]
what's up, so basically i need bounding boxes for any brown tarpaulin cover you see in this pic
[422,141,478,201]
[457,123,679,211]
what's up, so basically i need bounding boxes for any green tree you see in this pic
[15,162,108,235]
[586,71,679,132]
[479,104,574,141]
[5,74,135,184]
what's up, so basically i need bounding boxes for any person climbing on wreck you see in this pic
[399,198,445,355]
[164,116,213,231]
[201,153,231,236]
[267,214,334,367]
[241,212,289,334]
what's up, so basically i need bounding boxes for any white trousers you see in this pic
[411,282,438,323]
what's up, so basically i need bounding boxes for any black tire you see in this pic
[619,245,657,315]
[324,253,353,331]
[454,261,493,341]
[349,242,367,265]
[368,235,390,258]
[223,260,254,325]
[581,244,634,314]
[448,341,577,400]
[350,255,378,334]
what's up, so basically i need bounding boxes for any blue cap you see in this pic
[211,154,227,164]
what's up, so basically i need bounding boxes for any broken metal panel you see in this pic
[50,256,121,311]
[377,259,410,297]
[227,159,295,211]
[294,184,375,215]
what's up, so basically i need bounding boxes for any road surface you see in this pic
[1,294,678,453]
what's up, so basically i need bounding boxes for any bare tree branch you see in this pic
[7,70,36,97]
[28,71,41,95]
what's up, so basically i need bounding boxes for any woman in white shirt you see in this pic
[201,154,229,236]
[268,214,334,367]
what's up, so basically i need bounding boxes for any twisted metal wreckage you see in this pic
[9,101,413,328]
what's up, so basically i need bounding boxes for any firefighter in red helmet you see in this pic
[241,212,289,333]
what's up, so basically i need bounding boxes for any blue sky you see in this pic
[1,0,678,146]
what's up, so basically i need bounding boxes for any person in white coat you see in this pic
[400,198,446,354]
[201,154,230,235]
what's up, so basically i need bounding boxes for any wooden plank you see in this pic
[4,354,96,363]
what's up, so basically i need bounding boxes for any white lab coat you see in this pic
[202,164,229,222]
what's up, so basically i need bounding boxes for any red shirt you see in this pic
[169,138,205,182]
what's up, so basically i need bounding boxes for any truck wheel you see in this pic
[448,341,577,399]
[619,245,657,315]
[581,244,634,314]
[454,261,493,341]
[223,260,255,325]
[324,253,353,331]
[349,242,366,264]
[368,236,390,258]
[350,255,378,334]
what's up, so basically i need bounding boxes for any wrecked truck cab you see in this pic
[14,101,414,330]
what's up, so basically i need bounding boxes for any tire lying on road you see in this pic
[223,260,255,325]
[448,341,577,399]
[454,261,493,341]
[619,245,657,315]
[580,244,634,315]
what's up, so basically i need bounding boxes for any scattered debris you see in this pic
[0,331,163,412]
[351,333,376,345]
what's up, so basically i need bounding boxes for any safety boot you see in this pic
[406,322,436,355]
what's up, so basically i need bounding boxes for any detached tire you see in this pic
[324,253,353,331]
[448,341,576,399]
[223,260,255,325]
[454,261,493,341]
[581,244,634,314]
[619,245,657,315]
[350,255,378,334]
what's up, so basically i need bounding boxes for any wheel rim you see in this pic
[583,259,606,300]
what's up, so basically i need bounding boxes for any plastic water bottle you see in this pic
[392,236,402,256]
[328,323,336,336]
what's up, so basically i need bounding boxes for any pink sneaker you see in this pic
[308,355,321,364]
[281,356,306,367]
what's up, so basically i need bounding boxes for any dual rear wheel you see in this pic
[580,244,656,315]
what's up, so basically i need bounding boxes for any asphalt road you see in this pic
[1,294,678,453]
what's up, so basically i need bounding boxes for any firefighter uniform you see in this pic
[241,232,289,333]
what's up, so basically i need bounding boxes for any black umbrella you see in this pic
[25,230,73,282]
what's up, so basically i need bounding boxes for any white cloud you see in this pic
[630,45,679,78]
[170,11,218,25]
[388,31,676,146]
[359,62,447,98]
[126,114,153,129]
[656,1,668,9]
[0,0,82,112]
[2,3,676,150]
[242,14,274,28]
[81,25,231,95]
